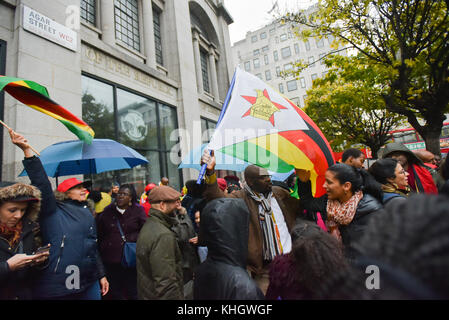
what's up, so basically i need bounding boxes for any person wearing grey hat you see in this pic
[136,185,184,300]
[380,142,438,194]
[0,180,50,299]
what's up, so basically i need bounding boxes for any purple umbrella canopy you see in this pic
[19,139,148,177]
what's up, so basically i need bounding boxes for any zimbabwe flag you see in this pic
[207,68,335,197]
[0,75,94,144]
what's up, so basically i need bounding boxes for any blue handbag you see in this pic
[116,220,137,268]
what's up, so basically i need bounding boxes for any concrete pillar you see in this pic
[142,0,156,68]
[100,0,115,45]
[208,46,220,102]
[192,29,203,94]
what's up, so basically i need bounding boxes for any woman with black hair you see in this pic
[96,184,147,299]
[368,158,409,207]
[296,163,384,260]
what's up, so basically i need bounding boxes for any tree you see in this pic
[304,54,404,157]
[283,0,449,155]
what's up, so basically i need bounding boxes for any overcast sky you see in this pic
[223,0,318,45]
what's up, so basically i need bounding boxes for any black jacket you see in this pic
[0,181,42,300]
[194,198,264,300]
[23,156,105,298]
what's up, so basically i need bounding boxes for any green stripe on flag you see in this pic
[219,140,294,173]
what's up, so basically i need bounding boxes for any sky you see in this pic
[223,0,318,45]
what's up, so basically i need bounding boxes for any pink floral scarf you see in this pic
[326,191,363,241]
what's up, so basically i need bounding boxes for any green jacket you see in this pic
[136,208,183,300]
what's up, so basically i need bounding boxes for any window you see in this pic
[153,7,163,65]
[81,75,181,191]
[273,50,278,61]
[288,31,293,39]
[265,70,272,81]
[328,35,335,45]
[316,37,324,48]
[200,50,210,93]
[308,56,315,67]
[256,73,263,80]
[81,0,96,26]
[262,45,269,52]
[253,49,260,56]
[281,46,291,59]
[294,43,300,54]
[115,0,141,51]
[311,73,318,81]
[269,28,276,34]
[264,54,269,65]
[251,35,258,42]
[279,83,284,93]
[300,77,306,88]
[253,58,260,69]
[322,71,328,78]
[244,61,251,71]
[275,36,279,44]
[280,33,287,41]
[260,32,267,39]
[287,80,297,92]
[304,40,311,51]
[201,118,217,143]
[319,53,326,65]
[284,63,292,71]
[276,66,281,77]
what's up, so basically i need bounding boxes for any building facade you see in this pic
[231,4,345,109]
[0,0,234,192]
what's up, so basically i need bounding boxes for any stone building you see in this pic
[231,4,346,109]
[0,0,234,192]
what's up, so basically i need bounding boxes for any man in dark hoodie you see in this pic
[193,198,264,300]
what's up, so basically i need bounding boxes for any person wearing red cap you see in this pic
[139,183,157,216]
[9,129,109,300]
[216,178,228,193]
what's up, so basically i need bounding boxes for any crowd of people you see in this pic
[1,129,449,300]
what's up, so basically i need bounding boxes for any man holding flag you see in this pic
[201,151,306,294]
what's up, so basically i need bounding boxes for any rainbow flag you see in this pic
[0,75,94,144]
[207,68,335,197]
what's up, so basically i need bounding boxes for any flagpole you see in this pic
[196,68,238,184]
[0,120,41,156]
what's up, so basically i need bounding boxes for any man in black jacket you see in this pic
[194,198,264,300]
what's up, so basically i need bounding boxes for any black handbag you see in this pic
[116,220,137,268]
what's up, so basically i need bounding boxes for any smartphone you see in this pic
[34,244,51,255]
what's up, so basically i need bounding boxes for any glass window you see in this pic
[316,37,324,48]
[251,35,258,42]
[281,46,291,59]
[244,61,251,71]
[308,56,315,67]
[269,28,276,34]
[253,58,260,69]
[264,54,269,65]
[260,32,267,39]
[262,45,269,52]
[80,0,96,26]
[273,50,278,61]
[253,49,260,56]
[256,73,263,80]
[300,77,306,88]
[311,73,318,81]
[276,66,281,77]
[284,63,292,71]
[279,83,284,93]
[287,80,297,92]
[265,70,272,80]
[200,50,210,93]
[322,71,328,78]
[319,53,326,65]
[280,33,287,41]
[158,104,178,151]
[201,118,217,143]
[294,43,300,54]
[304,40,311,51]
[117,88,157,149]
[153,7,163,65]
[114,0,140,51]
[82,76,115,139]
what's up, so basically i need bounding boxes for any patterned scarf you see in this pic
[244,183,283,261]
[0,221,23,248]
[326,191,363,242]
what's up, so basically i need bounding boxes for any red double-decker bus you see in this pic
[389,122,449,155]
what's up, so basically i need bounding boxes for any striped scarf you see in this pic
[244,183,283,261]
